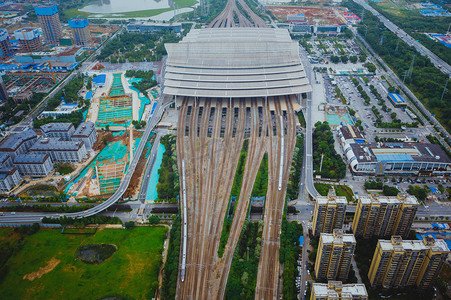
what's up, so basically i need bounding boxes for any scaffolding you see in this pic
[96,73,133,125]
[97,161,126,195]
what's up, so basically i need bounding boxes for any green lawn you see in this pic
[64,0,198,19]
[0,227,167,300]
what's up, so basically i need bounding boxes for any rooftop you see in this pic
[93,74,106,85]
[34,5,58,16]
[321,229,356,245]
[358,193,420,206]
[388,93,406,104]
[13,153,50,164]
[41,123,74,133]
[312,282,367,298]
[0,167,18,180]
[72,122,95,138]
[379,236,449,252]
[338,124,365,140]
[30,138,84,152]
[0,129,37,152]
[164,28,312,98]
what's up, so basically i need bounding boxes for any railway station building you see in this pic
[163,28,312,108]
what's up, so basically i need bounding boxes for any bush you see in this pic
[148,215,160,225]
[124,221,135,229]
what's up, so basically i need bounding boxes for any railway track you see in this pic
[255,96,297,299]
[208,0,267,28]
[176,98,246,299]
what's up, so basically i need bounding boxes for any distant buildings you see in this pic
[13,27,41,52]
[311,281,367,300]
[315,229,356,282]
[368,235,450,289]
[286,14,310,33]
[68,17,92,46]
[342,142,451,176]
[13,153,54,177]
[0,76,8,102]
[41,123,75,141]
[352,193,419,239]
[0,28,13,59]
[126,22,182,33]
[34,5,63,44]
[312,188,347,236]
[14,46,83,64]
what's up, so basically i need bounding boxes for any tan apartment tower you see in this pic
[68,18,91,46]
[34,5,62,44]
[13,28,41,52]
[0,29,13,59]
[310,281,368,300]
[368,235,449,289]
[314,229,356,282]
[352,193,419,239]
[312,188,347,237]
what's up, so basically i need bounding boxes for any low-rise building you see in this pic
[93,74,106,88]
[342,142,451,176]
[0,153,13,168]
[40,101,80,118]
[13,153,54,177]
[41,123,75,141]
[29,138,87,163]
[387,93,407,108]
[311,281,368,300]
[0,167,21,193]
[337,124,366,144]
[72,122,96,150]
[0,129,37,159]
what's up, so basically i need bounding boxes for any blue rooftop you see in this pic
[388,93,406,104]
[34,5,58,16]
[299,235,304,245]
[68,18,88,28]
[85,91,93,100]
[375,154,414,162]
[93,74,106,85]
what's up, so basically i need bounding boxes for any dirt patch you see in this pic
[23,257,60,281]
[76,244,117,264]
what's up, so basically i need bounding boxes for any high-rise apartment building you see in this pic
[368,235,449,289]
[34,5,62,44]
[312,189,347,236]
[0,28,13,59]
[13,28,41,52]
[352,193,419,239]
[311,281,368,300]
[68,18,92,46]
[315,229,356,282]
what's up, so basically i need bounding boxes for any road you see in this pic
[138,133,162,203]
[353,0,451,76]
[0,96,170,224]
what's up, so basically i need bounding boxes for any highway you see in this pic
[0,97,170,223]
[352,0,451,76]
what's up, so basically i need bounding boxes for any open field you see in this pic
[63,0,197,19]
[0,227,167,300]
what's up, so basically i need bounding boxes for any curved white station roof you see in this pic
[163,28,312,98]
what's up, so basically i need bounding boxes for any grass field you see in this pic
[64,0,197,19]
[0,227,167,300]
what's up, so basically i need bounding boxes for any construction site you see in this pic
[96,73,133,127]
[3,72,65,101]
[164,26,311,299]
[266,5,348,25]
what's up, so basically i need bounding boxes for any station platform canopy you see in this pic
[164,28,312,98]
